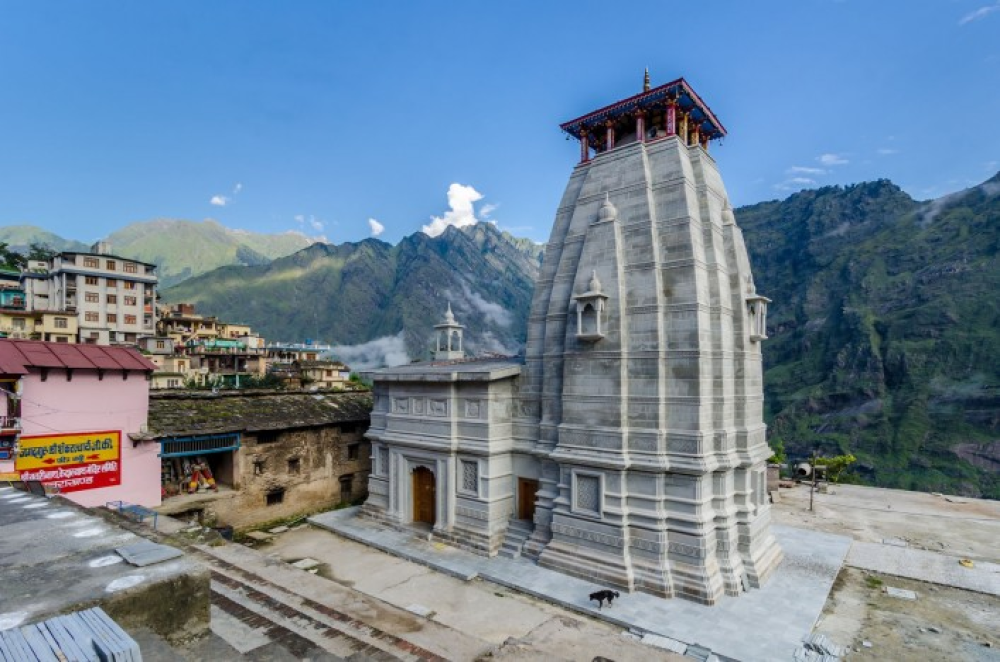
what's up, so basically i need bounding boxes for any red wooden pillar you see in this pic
[666,101,677,136]
[605,120,615,151]
[636,110,646,143]
[580,130,590,163]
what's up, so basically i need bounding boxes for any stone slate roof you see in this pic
[366,357,522,383]
[145,389,373,439]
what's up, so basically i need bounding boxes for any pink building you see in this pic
[0,339,159,507]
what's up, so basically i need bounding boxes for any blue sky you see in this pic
[1,1,998,246]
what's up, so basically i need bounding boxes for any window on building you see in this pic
[123,263,137,273]
[256,431,279,444]
[12,319,25,330]
[253,457,267,475]
[105,260,116,271]
[83,257,99,268]
[461,460,479,494]
[155,340,165,349]
[124,296,136,306]
[167,379,179,388]
[106,278,117,287]
[123,281,136,290]
[107,294,117,304]
[124,315,136,325]
[107,313,117,323]
[85,292,99,303]
[287,457,301,474]
[266,489,285,506]
[178,361,185,369]
[347,443,360,460]
[84,312,99,322]
[85,276,98,286]
[54,317,68,329]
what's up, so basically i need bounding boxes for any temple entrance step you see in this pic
[498,519,534,559]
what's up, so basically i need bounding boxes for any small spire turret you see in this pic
[643,67,650,92]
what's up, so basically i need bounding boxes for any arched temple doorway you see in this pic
[411,466,436,525]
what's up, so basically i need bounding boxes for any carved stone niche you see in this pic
[573,270,609,342]
[746,293,771,342]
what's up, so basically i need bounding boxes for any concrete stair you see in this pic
[498,519,534,559]
[189,543,449,661]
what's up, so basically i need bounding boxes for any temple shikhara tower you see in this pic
[363,73,783,604]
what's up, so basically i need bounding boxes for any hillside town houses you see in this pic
[0,242,368,529]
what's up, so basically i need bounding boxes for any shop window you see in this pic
[266,489,285,506]
[287,457,301,474]
[347,443,360,460]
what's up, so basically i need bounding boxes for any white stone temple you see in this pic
[362,74,783,604]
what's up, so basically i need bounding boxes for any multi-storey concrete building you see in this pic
[22,243,157,345]
[363,75,782,605]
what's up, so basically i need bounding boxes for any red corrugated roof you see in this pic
[0,339,156,375]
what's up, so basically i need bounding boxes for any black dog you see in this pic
[589,589,620,610]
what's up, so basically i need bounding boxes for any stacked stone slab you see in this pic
[516,134,782,605]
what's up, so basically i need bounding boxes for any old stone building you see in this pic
[139,389,371,528]
[363,75,782,605]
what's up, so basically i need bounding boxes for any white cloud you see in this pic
[458,282,512,327]
[787,166,827,176]
[422,183,484,237]
[960,1,1000,25]
[294,214,324,232]
[877,148,899,156]
[326,333,410,369]
[233,182,243,194]
[818,153,849,166]
[774,177,817,192]
[368,218,385,237]
[210,195,229,206]
[480,203,498,219]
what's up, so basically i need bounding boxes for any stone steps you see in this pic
[498,520,534,559]
[191,545,447,661]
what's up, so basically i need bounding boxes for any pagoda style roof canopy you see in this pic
[560,76,726,143]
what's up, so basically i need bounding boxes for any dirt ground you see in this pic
[773,483,1000,661]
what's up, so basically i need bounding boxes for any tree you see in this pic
[815,453,857,484]
[0,242,26,271]
[27,242,57,261]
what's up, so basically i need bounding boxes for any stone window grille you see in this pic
[574,473,601,516]
[379,446,390,475]
[461,460,479,495]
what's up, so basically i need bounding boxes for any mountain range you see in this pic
[0,219,314,286]
[5,174,998,497]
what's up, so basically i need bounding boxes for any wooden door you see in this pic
[518,478,539,521]
[412,466,436,525]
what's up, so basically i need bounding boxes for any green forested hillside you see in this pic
[163,222,543,360]
[0,219,314,286]
[738,175,1000,498]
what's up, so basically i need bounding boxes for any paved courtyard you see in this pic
[310,509,852,662]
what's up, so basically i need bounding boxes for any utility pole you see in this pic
[809,449,818,512]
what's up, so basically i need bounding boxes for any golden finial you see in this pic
[643,67,650,92]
